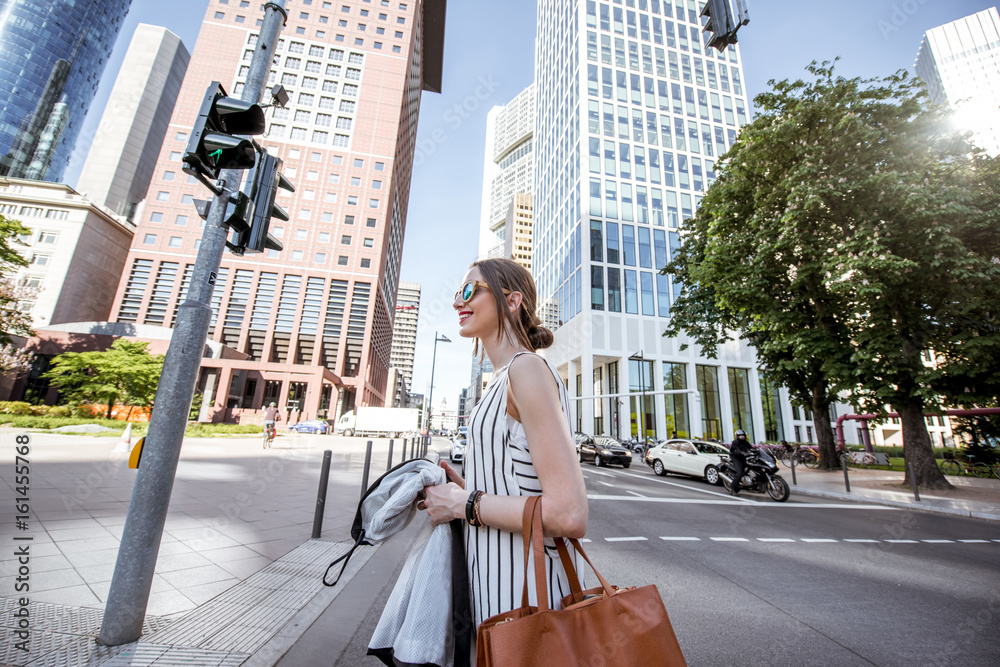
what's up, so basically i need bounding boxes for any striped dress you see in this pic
[464,351,583,626]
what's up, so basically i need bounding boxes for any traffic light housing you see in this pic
[229,149,294,254]
[700,0,749,52]
[182,82,266,189]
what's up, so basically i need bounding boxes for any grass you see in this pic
[0,415,264,437]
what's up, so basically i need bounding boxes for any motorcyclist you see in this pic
[728,429,752,496]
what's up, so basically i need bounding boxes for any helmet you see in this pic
[269,402,276,408]
[736,429,747,438]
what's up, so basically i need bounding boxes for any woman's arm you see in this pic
[422,354,588,538]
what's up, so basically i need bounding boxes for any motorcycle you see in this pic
[718,448,790,502]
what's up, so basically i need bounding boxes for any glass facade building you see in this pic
[0,0,131,182]
[535,0,766,443]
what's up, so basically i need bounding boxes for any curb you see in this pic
[790,486,1000,522]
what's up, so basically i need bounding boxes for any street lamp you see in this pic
[425,332,451,432]
[629,351,646,444]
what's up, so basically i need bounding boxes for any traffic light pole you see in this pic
[98,1,288,646]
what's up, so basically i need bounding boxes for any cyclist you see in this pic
[263,402,280,439]
[728,429,752,496]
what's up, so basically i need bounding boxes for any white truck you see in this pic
[335,407,420,437]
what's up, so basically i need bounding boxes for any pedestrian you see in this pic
[419,258,589,635]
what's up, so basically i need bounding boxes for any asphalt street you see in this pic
[578,457,1000,667]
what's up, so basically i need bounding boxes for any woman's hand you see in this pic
[418,482,467,526]
[440,460,465,488]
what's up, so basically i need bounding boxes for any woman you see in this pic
[419,258,589,628]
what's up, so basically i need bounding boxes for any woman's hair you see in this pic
[470,258,554,354]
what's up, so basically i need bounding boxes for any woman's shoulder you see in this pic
[508,353,560,391]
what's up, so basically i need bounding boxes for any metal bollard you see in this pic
[423,435,429,458]
[908,460,921,501]
[386,438,394,471]
[790,455,797,486]
[402,437,408,460]
[312,450,332,539]
[360,440,373,499]
[842,459,851,493]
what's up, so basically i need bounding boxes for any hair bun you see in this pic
[527,323,554,350]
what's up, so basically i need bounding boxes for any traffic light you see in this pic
[700,0,749,52]
[182,82,266,190]
[229,149,294,254]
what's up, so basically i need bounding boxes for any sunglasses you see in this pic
[455,280,511,304]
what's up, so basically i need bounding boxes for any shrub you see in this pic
[0,401,35,415]
[47,405,72,417]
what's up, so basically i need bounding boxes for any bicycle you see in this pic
[939,456,991,478]
[262,422,276,449]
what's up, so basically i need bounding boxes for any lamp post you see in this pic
[628,351,646,443]
[425,332,450,432]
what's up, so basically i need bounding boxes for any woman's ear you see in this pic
[506,291,523,313]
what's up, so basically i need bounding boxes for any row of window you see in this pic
[140,232,375,269]
[0,204,69,220]
[589,144,718,192]
[588,178,700,227]
[588,102,739,157]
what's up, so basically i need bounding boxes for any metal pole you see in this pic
[98,1,288,647]
[908,460,921,501]
[842,460,851,493]
[790,454,797,486]
[386,438,394,471]
[401,437,408,460]
[426,335,439,433]
[360,440,373,498]
[311,450,332,538]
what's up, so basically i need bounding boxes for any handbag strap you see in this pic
[566,537,616,593]
[553,537,583,595]
[517,496,551,613]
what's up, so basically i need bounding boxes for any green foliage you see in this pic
[189,391,204,421]
[0,214,30,272]
[43,340,165,419]
[183,423,264,437]
[664,61,999,488]
[0,415,128,430]
[0,401,37,415]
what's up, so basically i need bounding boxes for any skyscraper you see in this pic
[390,280,421,391]
[478,84,535,260]
[108,0,446,420]
[535,0,765,442]
[0,0,132,182]
[75,24,191,221]
[914,7,1000,156]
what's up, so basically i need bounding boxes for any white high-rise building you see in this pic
[75,25,190,221]
[914,7,1000,156]
[534,0,780,443]
[478,84,535,260]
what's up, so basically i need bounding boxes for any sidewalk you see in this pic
[782,461,1000,520]
[2,431,998,666]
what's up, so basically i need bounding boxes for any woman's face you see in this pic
[454,267,499,340]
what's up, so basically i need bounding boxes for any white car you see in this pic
[644,439,729,485]
[450,437,466,463]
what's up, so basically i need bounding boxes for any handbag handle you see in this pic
[518,496,550,612]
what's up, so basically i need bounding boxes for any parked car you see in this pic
[288,420,329,434]
[450,437,466,463]
[577,433,632,468]
[644,439,728,485]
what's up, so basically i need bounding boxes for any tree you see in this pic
[0,214,35,374]
[43,340,165,418]
[664,62,1000,489]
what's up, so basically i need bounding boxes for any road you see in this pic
[577,456,1000,666]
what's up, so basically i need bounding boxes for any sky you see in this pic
[63,0,996,415]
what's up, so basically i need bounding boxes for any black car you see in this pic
[576,433,632,468]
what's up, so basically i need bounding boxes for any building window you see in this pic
[163,171,175,181]
[143,234,157,244]
[37,232,58,244]
[338,255,349,265]
[29,254,50,266]
[156,191,170,201]
[341,235,351,244]
[347,195,358,205]
[696,365,723,441]
[360,258,371,268]
[168,236,182,248]
[363,238,374,248]
[291,250,303,261]
[344,215,355,224]
[728,368,755,441]
[150,212,163,223]
[175,215,188,226]
[315,253,326,263]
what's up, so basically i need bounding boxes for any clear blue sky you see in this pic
[65,0,996,413]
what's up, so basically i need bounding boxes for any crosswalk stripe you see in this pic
[660,536,700,541]
[605,536,648,542]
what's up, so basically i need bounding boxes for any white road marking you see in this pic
[580,538,592,543]
[611,468,743,500]
[660,536,701,541]
[586,495,898,510]
[758,538,795,542]
[605,536,648,542]
[625,490,649,498]
[801,538,838,543]
[844,539,879,543]
[884,539,919,544]
[710,537,749,542]
[597,481,617,487]
[586,468,614,477]
[958,539,990,543]
[921,540,954,543]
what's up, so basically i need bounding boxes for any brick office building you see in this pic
[107,0,446,422]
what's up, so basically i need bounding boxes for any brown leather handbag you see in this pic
[475,496,687,666]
